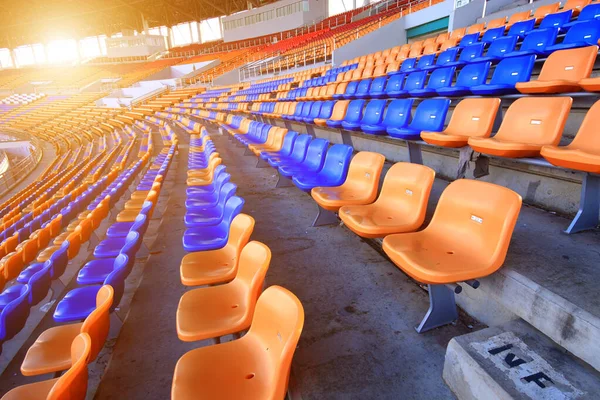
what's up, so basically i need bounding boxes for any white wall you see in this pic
[106,35,166,58]
[222,0,327,42]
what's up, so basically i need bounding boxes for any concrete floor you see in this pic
[92,127,476,399]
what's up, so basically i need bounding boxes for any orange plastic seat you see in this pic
[449,27,466,40]
[541,99,600,173]
[468,97,572,158]
[421,98,501,148]
[250,127,287,155]
[506,10,532,28]
[176,241,271,342]
[172,286,304,400]
[563,0,591,16]
[1,333,91,400]
[21,286,113,376]
[1,251,24,282]
[314,100,349,127]
[466,23,485,35]
[311,151,385,213]
[180,214,255,286]
[516,46,597,94]
[533,2,560,23]
[339,163,435,238]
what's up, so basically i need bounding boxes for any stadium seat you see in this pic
[564,3,600,27]
[0,284,30,344]
[410,66,456,97]
[458,33,480,48]
[444,43,485,67]
[470,35,518,63]
[545,19,600,51]
[421,98,501,147]
[504,27,558,57]
[339,163,435,238]
[539,10,573,31]
[387,98,450,140]
[323,101,350,128]
[422,47,459,71]
[21,286,113,376]
[341,100,366,131]
[470,55,535,95]
[359,100,387,134]
[182,196,245,252]
[385,73,406,98]
[367,76,388,98]
[176,241,271,342]
[506,19,535,39]
[362,98,413,136]
[382,179,521,332]
[1,333,91,400]
[354,79,372,99]
[311,151,385,214]
[468,96,572,158]
[436,62,490,96]
[412,54,436,71]
[480,26,506,45]
[541,99,600,173]
[180,214,255,286]
[267,135,311,168]
[516,46,597,93]
[171,286,304,400]
[292,144,354,192]
[393,70,427,98]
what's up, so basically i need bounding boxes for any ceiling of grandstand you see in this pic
[0,0,278,48]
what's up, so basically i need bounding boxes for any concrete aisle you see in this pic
[95,128,474,399]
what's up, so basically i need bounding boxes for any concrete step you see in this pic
[443,320,600,400]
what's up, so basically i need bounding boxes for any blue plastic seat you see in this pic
[539,10,573,32]
[278,138,329,178]
[342,81,360,99]
[93,216,148,259]
[311,100,335,123]
[385,74,406,97]
[387,98,450,140]
[393,70,427,98]
[413,54,436,71]
[341,100,366,131]
[546,19,600,51]
[564,4,600,28]
[471,36,518,63]
[292,144,354,192]
[470,55,535,95]
[354,79,373,99]
[422,48,459,71]
[17,241,69,283]
[436,62,490,96]
[77,246,137,285]
[0,285,27,312]
[261,131,298,161]
[505,27,558,57]
[368,76,388,98]
[480,26,506,45]
[295,101,314,122]
[458,33,480,48]
[379,99,414,136]
[182,196,245,252]
[54,257,129,323]
[186,173,230,203]
[184,183,237,228]
[303,102,323,123]
[27,263,52,306]
[0,285,30,343]
[268,134,311,168]
[284,102,304,120]
[395,58,417,74]
[359,100,388,135]
[445,43,485,67]
[506,19,535,40]
[410,66,456,97]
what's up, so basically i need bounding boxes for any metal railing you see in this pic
[0,131,43,198]
[130,85,170,108]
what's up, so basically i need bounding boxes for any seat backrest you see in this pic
[519,27,558,52]
[486,35,518,58]
[563,0,591,14]
[507,19,535,38]
[289,134,312,163]
[81,285,114,362]
[467,22,485,34]
[459,33,480,47]
[486,17,507,30]
[576,3,600,21]
[66,226,83,259]
[328,100,350,122]
[425,66,455,90]
[534,2,560,20]
[103,255,131,308]
[319,144,353,181]
[507,10,532,25]
[455,61,490,87]
[539,9,573,29]
[317,101,335,119]
[47,333,92,400]
[568,99,600,152]
[426,179,522,273]
[234,240,271,314]
[495,96,572,145]
[369,76,387,94]
[301,139,329,172]
[436,48,459,66]
[442,98,500,138]
[121,231,142,261]
[343,100,366,123]
[342,152,385,199]
[245,286,304,400]
[49,241,69,278]
[563,19,600,45]
[399,58,417,73]
[489,55,535,86]
[280,131,298,155]
[403,71,427,91]
[227,213,255,256]
[416,54,435,69]
[382,99,413,129]
[356,79,372,96]
[458,43,485,62]
[481,27,505,44]
[536,45,597,82]
[385,74,405,94]
[360,100,387,125]
[28,261,52,306]
[409,98,451,132]
[0,284,30,341]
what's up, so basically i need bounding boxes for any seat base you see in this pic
[416,284,459,333]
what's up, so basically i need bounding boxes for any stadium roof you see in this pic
[0,0,277,48]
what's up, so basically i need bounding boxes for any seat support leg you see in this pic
[275,171,294,188]
[566,173,600,234]
[255,157,269,168]
[312,205,339,227]
[415,284,458,333]
[136,243,150,259]
[407,142,423,165]
[243,147,254,156]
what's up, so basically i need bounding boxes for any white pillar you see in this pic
[11,49,18,68]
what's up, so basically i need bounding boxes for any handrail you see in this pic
[0,130,44,198]
[130,86,170,107]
